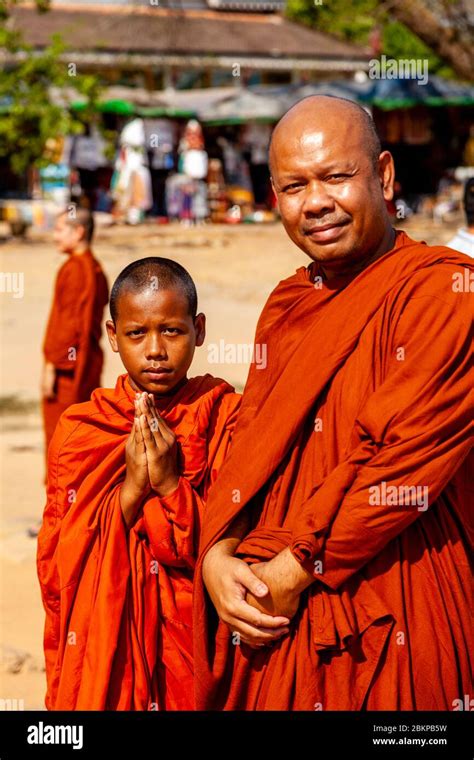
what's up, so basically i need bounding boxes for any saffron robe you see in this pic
[193,230,474,711]
[42,250,109,450]
[37,373,240,710]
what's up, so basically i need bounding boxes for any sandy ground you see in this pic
[0,214,461,710]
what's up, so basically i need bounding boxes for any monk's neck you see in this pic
[319,226,396,281]
[70,244,90,257]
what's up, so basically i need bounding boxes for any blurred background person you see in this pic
[447,177,474,257]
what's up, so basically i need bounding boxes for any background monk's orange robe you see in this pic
[42,250,109,450]
[194,231,473,711]
[37,373,240,710]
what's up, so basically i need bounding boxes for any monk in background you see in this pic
[37,257,240,709]
[195,96,473,710]
[41,206,109,455]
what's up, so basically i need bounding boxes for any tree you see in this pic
[388,0,473,82]
[285,0,472,81]
[0,0,104,177]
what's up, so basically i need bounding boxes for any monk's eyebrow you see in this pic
[277,162,358,185]
[160,320,189,329]
[123,322,146,330]
[124,318,189,329]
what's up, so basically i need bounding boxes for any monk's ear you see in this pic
[194,313,206,347]
[378,151,395,203]
[105,320,119,353]
[270,176,279,209]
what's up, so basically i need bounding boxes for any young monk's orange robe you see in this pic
[42,250,109,450]
[37,373,240,710]
[194,231,474,711]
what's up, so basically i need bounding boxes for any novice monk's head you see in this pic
[53,206,94,255]
[106,257,206,396]
[269,95,395,278]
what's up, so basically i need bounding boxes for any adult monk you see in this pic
[41,206,109,455]
[194,96,474,710]
[37,257,240,710]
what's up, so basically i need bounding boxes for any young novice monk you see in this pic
[37,256,240,711]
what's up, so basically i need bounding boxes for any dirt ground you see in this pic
[0,214,461,710]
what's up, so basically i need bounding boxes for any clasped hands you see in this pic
[121,393,315,647]
[120,392,180,527]
[202,542,314,649]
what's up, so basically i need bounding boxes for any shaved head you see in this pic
[106,256,205,396]
[269,95,381,176]
[60,205,95,243]
[268,94,395,277]
[110,257,197,323]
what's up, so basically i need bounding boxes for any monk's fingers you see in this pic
[133,398,146,429]
[143,394,176,448]
[147,411,166,442]
[134,416,147,455]
[232,632,265,649]
[239,637,274,649]
[147,394,174,440]
[224,597,290,631]
[137,393,153,423]
[135,393,146,417]
[226,620,290,646]
[138,394,165,442]
[139,413,158,450]
[128,414,137,446]
[141,412,171,457]
[234,560,271,600]
[127,403,139,446]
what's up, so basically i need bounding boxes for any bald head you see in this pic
[267,94,395,276]
[60,205,94,243]
[269,96,381,177]
[110,257,197,323]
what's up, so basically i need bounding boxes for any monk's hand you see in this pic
[120,398,152,528]
[137,393,180,497]
[202,541,291,649]
[246,547,312,620]
[41,361,56,400]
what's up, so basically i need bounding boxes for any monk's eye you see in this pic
[283,183,304,192]
[162,328,181,335]
[127,329,145,336]
[326,174,351,182]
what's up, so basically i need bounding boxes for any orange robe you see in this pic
[42,249,109,451]
[37,373,240,710]
[194,230,474,711]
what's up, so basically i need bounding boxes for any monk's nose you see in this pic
[301,181,335,216]
[145,334,167,359]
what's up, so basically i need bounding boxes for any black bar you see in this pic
[0,710,472,757]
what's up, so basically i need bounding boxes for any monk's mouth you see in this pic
[303,223,348,242]
[143,368,173,380]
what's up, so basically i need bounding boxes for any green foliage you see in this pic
[285,0,455,77]
[286,0,376,45]
[382,21,454,78]
[0,0,50,23]
[0,1,104,176]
